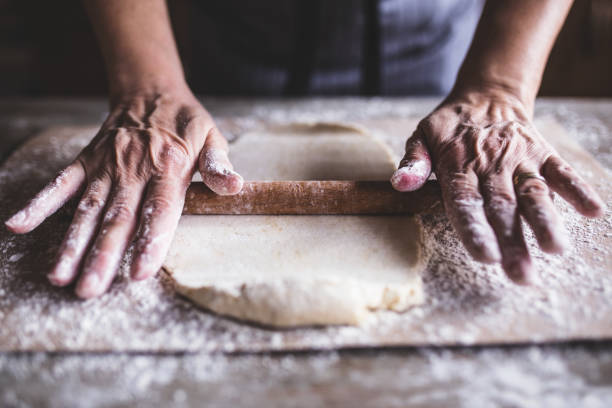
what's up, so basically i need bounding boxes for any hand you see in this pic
[5,87,243,298]
[391,90,605,284]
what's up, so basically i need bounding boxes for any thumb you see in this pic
[198,127,244,195]
[390,130,432,192]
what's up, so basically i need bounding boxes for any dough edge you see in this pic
[163,215,428,327]
[165,272,425,327]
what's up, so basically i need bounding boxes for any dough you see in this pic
[164,123,427,327]
[229,122,395,181]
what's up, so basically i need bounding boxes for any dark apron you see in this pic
[189,0,483,96]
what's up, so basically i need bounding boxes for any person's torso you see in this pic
[189,0,483,95]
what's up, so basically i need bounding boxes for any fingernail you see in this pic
[504,259,535,286]
[480,242,502,263]
[208,172,244,195]
[48,258,73,286]
[204,148,230,174]
[557,232,571,252]
[203,148,244,195]
[224,173,244,194]
[391,162,428,192]
[5,210,26,230]
[586,198,606,217]
[76,273,101,299]
[131,257,154,281]
[48,274,68,287]
[551,233,571,254]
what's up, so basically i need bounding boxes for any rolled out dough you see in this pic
[163,123,428,327]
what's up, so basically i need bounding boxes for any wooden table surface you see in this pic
[0,97,611,407]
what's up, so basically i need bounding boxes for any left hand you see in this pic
[391,89,605,284]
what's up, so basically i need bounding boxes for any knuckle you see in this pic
[144,196,173,215]
[77,194,106,214]
[544,156,579,181]
[451,189,482,204]
[444,174,483,207]
[161,143,190,167]
[481,179,517,208]
[504,121,522,134]
[177,110,208,135]
[449,191,484,211]
[487,192,517,212]
[403,131,425,154]
[104,202,134,224]
[417,117,438,136]
[155,143,192,177]
[517,179,548,197]
[417,117,433,132]
[556,162,575,176]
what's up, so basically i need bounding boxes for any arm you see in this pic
[83,0,186,99]
[5,0,243,298]
[391,0,605,284]
[453,0,574,112]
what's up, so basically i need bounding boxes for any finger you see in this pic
[48,177,111,287]
[391,130,432,192]
[541,155,605,217]
[5,161,86,233]
[481,174,534,285]
[130,177,188,280]
[198,127,244,195]
[439,170,502,263]
[75,181,145,299]
[514,168,569,254]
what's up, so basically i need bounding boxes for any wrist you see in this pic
[450,61,540,115]
[441,85,534,123]
[109,74,189,102]
[108,73,192,107]
[449,76,536,117]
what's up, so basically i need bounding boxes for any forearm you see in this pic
[452,0,573,112]
[83,0,186,98]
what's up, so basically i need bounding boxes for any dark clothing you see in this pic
[189,0,483,96]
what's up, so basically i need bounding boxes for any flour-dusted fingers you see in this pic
[5,161,86,234]
[198,126,244,196]
[439,170,501,263]
[75,182,145,299]
[130,176,188,280]
[391,129,432,192]
[481,174,533,284]
[514,167,569,254]
[48,177,111,286]
[541,155,605,217]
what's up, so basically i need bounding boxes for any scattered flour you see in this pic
[0,109,611,352]
[0,98,611,406]
[1,345,611,408]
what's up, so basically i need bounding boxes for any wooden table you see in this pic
[0,97,611,407]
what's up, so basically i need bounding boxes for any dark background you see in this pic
[1,0,611,97]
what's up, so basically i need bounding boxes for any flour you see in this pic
[390,160,430,188]
[200,147,242,195]
[0,108,610,352]
[1,345,611,408]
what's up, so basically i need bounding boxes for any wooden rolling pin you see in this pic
[183,180,441,215]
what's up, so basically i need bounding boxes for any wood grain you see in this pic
[183,180,441,215]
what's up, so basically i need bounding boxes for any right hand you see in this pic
[5,86,243,298]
